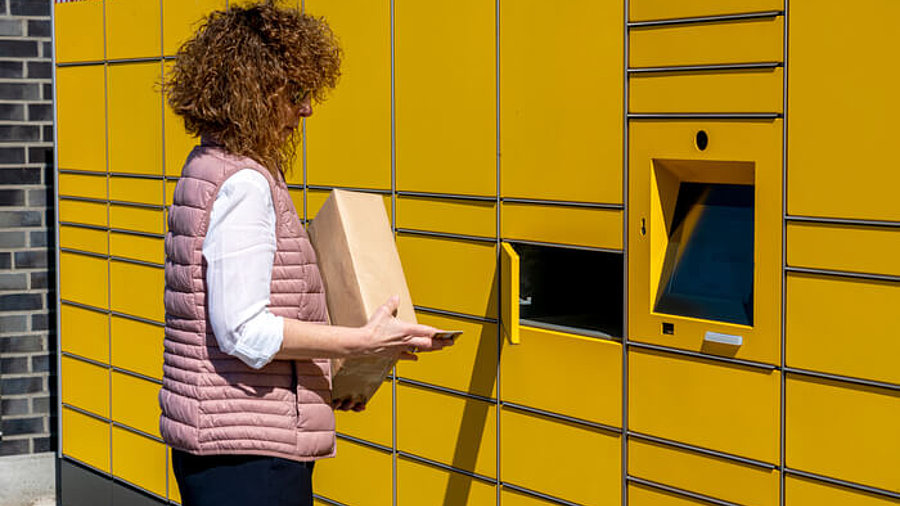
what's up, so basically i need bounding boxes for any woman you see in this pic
[159,3,451,505]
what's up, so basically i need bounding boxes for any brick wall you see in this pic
[0,0,55,457]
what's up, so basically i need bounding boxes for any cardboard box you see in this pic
[307,189,415,406]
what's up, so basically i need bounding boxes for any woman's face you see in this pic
[280,89,313,138]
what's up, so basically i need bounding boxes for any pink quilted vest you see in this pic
[159,143,335,462]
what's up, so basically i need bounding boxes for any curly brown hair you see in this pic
[166,1,342,177]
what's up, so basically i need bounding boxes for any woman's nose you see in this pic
[298,98,313,118]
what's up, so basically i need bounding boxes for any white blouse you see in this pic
[203,169,284,370]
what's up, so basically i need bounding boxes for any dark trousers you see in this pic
[172,450,315,506]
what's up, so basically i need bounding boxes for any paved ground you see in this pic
[0,452,55,506]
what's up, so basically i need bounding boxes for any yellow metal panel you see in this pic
[500,242,519,346]
[162,0,224,56]
[305,0,391,190]
[56,66,106,172]
[110,232,164,265]
[167,447,181,504]
[62,356,110,418]
[786,376,900,493]
[398,312,498,398]
[107,63,163,176]
[787,273,900,385]
[629,438,779,505]
[61,304,109,364]
[397,234,497,318]
[630,17,783,68]
[287,188,304,220]
[629,349,780,463]
[628,120,783,364]
[60,252,108,309]
[630,0,784,22]
[501,488,559,506]
[105,0,161,60]
[60,226,107,255]
[334,380,392,448]
[397,457,496,506]
[787,223,900,277]
[62,407,110,473]
[785,475,900,506]
[396,197,495,239]
[111,372,162,437]
[109,205,165,234]
[163,63,199,178]
[59,199,107,228]
[314,438,392,506]
[54,0,104,63]
[788,1,900,221]
[501,326,621,426]
[630,68,783,114]
[111,316,164,380]
[500,0,623,204]
[165,179,178,206]
[110,261,165,322]
[628,484,699,505]
[111,426,167,498]
[397,384,496,478]
[59,173,107,200]
[109,177,165,207]
[501,407,621,505]
[395,0,495,196]
[502,203,623,250]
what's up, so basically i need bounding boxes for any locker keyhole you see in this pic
[640,218,646,236]
[696,130,709,151]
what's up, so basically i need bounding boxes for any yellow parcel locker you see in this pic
[61,355,110,418]
[105,0,162,60]
[397,457,496,506]
[109,205,165,235]
[501,488,563,506]
[628,484,699,506]
[501,326,621,427]
[395,0,495,197]
[786,375,900,494]
[60,304,109,364]
[107,63,164,176]
[629,349,780,463]
[629,438,779,505]
[109,177,165,207]
[628,120,782,364]
[56,66,106,173]
[111,426,167,499]
[59,172,107,200]
[109,260,165,322]
[397,312,498,398]
[111,316,164,380]
[501,203,623,251]
[788,1,900,222]
[630,17,783,68]
[162,0,225,56]
[111,372,162,438]
[785,475,900,506]
[60,252,108,310]
[62,407,110,473]
[629,0,784,22]
[109,232,165,265]
[786,273,900,385]
[397,234,497,319]
[59,199,107,228]
[630,68,783,114]
[313,438,392,506]
[333,380,392,449]
[305,0,391,190]
[501,407,621,505]
[500,0,623,204]
[396,196,496,239]
[60,226,107,256]
[397,384,496,478]
[787,222,900,277]
[54,0,104,63]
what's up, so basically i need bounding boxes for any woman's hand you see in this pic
[356,295,453,357]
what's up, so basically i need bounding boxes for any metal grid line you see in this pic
[628,341,779,371]
[785,214,900,228]
[627,476,736,506]
[501,483,583,506]
[628,61,783,74]
[781,3,789,504]
[395,377,495,404]
[784,367,899,392]
[395,227,495,244]
[783,468,900,501]
[785,266,900,284]
[500,402,622,436]
[504,238,623,255]
[627,10,784,28]
[628,431,777,470]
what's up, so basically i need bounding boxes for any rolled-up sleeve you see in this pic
[203,169,284,370]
